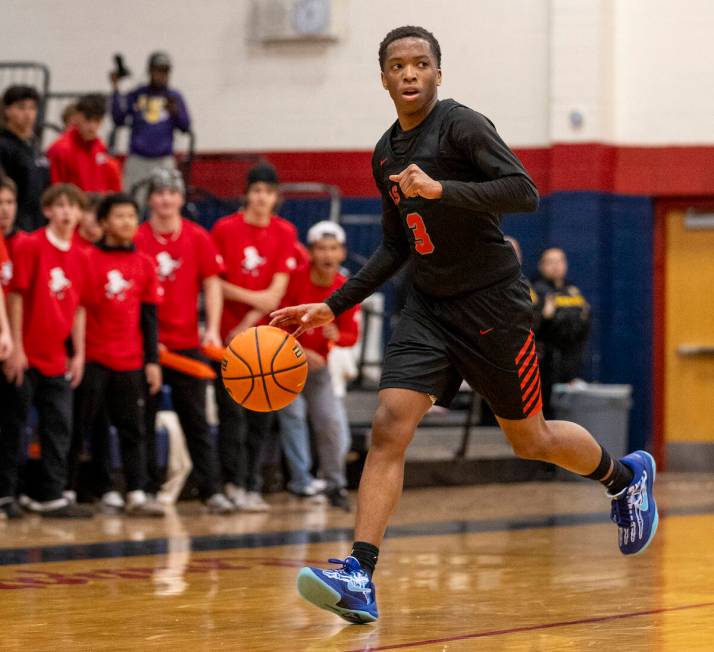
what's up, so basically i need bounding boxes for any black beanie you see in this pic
[246,163,279,190]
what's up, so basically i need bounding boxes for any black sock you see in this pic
[351,541,379,577]
[584,446,633,495]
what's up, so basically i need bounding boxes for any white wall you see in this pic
[2,0,714,151]
[1,0,550,151]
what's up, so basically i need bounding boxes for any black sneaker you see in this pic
[42,502,94,519]
[326,488,352,512]
[0,500,24,519]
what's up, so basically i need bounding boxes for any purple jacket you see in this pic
[112,85,190,158]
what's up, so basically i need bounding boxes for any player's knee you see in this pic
[507,424,553,461]
[371,401,413,453]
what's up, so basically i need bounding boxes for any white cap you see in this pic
[307,221,346,245]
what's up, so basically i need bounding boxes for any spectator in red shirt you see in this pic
[0,176,23,518]
[3,184,93,518]
[0,231,10,361]
[70,193,165,516]
[47,94,122,193]
[211,163,297,512]
[72,193,103,252]
[277,222,359,510]
[135,168,233,514]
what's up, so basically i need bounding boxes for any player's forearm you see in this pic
[440,175,539,214]
[7,293,24,349]
[71,307,86,359]
[203,276,223,334]
[326,243,408,317]
[220,280,257,306]
[140,303,159,364]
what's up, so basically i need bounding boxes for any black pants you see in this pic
[215,373,273,493]
[73,363,148,494]
[8,369,72,502]
[145,349,221,499]
[0,373,27,499]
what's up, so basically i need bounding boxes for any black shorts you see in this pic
[380,274,542,420]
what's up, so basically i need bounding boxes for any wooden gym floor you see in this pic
[1,474,713,651]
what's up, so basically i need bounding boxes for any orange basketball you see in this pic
[221,325,308,412]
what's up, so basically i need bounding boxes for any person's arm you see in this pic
[168,91,191,132]
[225,309,265,343]
[202,275,223,347]
[67,306,85,388]
[4,292,27,385]
[0,291,13,361]
[438,108,539,214]
[111,87,131,127]
[140,302,162,394]
[221,272,290,314]
[325,195,409,318]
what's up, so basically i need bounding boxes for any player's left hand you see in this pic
[389,164,443,200]
[0,330,13,361]
[67,355,85,389]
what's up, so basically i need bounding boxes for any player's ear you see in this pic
[436,68,442,86]
[381,71,388,90]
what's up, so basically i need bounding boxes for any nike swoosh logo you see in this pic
[380,158,389,167]
[479,328,494,335]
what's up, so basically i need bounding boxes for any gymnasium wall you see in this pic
[4,0,714,150]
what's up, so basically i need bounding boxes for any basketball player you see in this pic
[271,26,658,623]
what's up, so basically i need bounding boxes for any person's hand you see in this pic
[542,294,556,319]
[270,303,335,338]
[322,323,340,342]
[0,329,13,361]
[145,363,163,395]
[202,328,222,348]
[389,164,443,199]
[3,348,27,386]
[305,348,326,371]
[109,71,120,90]
[67,355,85,389]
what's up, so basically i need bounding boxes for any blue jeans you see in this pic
[278,367,350,492]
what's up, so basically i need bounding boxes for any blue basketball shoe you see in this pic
[609,450,659,555]
[296,556,378,624]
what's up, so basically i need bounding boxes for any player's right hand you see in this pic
[269,302,335,338]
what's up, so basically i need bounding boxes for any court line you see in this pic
[0,503,712,566]
[344,601,714,651]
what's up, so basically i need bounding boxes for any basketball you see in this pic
[221,325,308,412]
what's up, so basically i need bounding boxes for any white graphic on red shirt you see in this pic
[49,267,72,299]
[156,251,181,281]
[1,261,12,287]
[286,256,297,270]
[105,269,133,301]
[242,246,266,276]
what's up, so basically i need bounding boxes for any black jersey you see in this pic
[326,99,539,316]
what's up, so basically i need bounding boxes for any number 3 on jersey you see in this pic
[406,212,435,255]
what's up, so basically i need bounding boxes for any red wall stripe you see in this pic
[189,144,714,198]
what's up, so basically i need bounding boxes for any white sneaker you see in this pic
[224,483,248,509]
[63,490,77,504]
[125,490,165,517]
[307,479,327,495]
[205,493,235,514]
[100,491,125,514]
[243,491,270,512]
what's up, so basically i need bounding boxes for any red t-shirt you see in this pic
[211,212,298,339]
[47,127,122,193]
[1,230,30,295]
[0,233,8,292]
[135,219,223,350]
[84,246,160,371]
[283,264,360,360]
[9,228,88,377]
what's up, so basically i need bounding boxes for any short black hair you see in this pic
[2,85,40,108]
[75,93,106,120]
[96,193,139,221]
[378,26,441,71]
